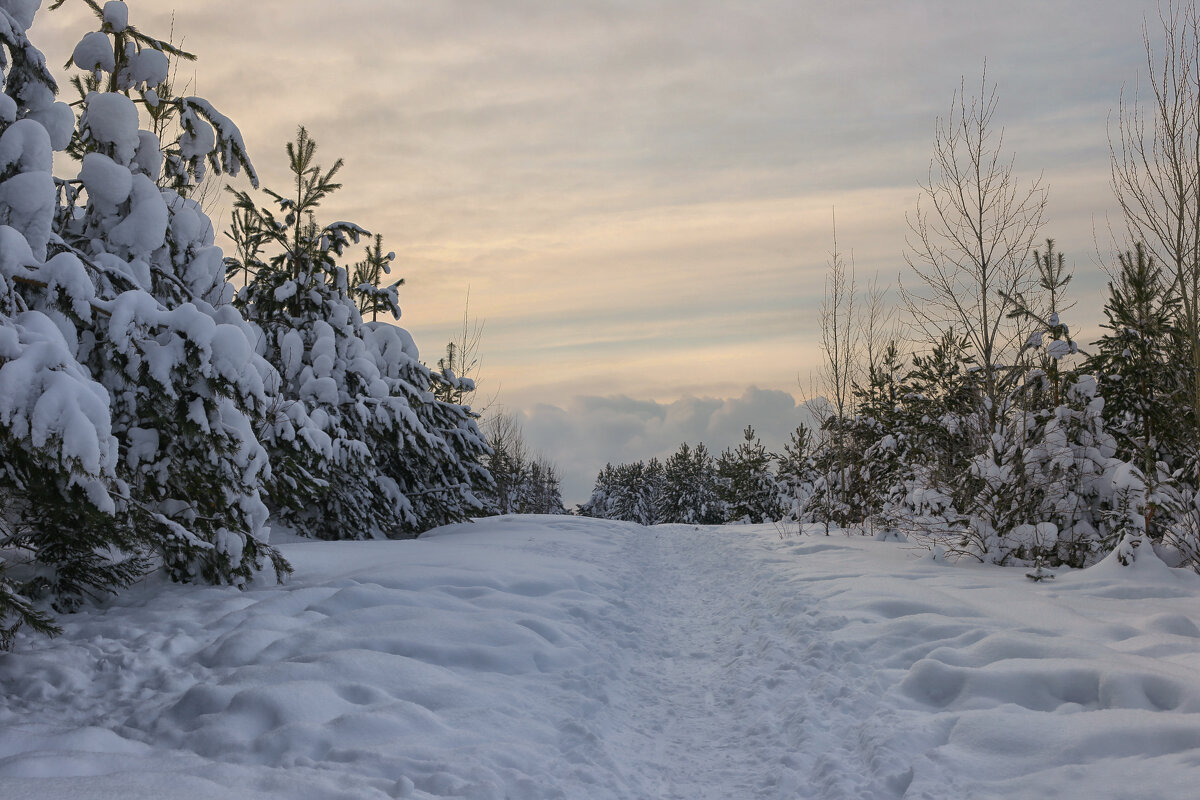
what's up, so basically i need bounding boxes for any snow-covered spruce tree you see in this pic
[718,426,780,524]
[578,463,617,518]
[954,241,1117,567]
[0,0,290,639]
[1086,244,1188,547]
[227,127,488,538]
[657,441,728,525]
[875,330,977,542]
[53,0,289,588]
[610,461,657,525]
[774,425,818,528]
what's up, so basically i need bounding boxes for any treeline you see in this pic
[582,3,1200,578]
[579,426,811,526]
[0,3,491,646]
[583,234,1199,575]
[792,7,1200,573]
[480,412,567,516]
[800,239,1196,570]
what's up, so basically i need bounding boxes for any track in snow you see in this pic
[602,526,911,799]
[4,516,1200,799]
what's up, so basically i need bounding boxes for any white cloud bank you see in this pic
[515,386,821,506]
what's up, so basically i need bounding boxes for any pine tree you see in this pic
[228,127,488,539]
[718,426,781,524]
[957,240,1116,566]
[3,1,288,641]
[611,461,648,523]
[1086,244,1188,546]
[774,425,819,527]
[62,2,285,587]
[579,463,618,518]
[689,443,729,524]
[659,443,700,523]
[517,457,566,515]
[872,330,977,541]
[351,234,401,323]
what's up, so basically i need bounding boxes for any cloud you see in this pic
[30,0,1157,496]
[514,386,820,506]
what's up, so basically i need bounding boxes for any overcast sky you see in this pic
[40,1,1160,502]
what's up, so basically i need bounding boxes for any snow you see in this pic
[0,171,54,259]
[102,2,129,33]
[126,47,168,88]
[82,92,140,164]
[0,118,51,174]
[28,101,74,152]
[2,516,1199,799]
[80,151,133,208]
[107,173,167,257]
[72,32,115,74]
[1047,337,1076,360]
[0,309,116,485]
[0,0,39,30]
[0,120,54,258]
[133,130,163,180]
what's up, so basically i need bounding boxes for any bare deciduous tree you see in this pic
[436,290,489,410]
[859,272,898,383]
[903,71,1048,427]
[1111,0,1200,453]
[817,211,858,515]
[819,211,858,424]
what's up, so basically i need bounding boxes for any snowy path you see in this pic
[3,517,1200,799]
[605,527,902,798]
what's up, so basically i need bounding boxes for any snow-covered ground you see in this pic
[2,516,1199,799]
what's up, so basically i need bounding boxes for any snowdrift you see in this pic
[2,516,1199,799]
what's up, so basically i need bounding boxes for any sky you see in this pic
[36,0,1161,503]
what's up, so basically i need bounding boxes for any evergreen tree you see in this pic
[718,426,781,524]
[688,443,729,525]
[1086,244,1188,544]
[611,461,649,524]
[956,241,1117,566]
[351,234,401,323]
[774,425,819,526]
[227,127,488,538]
[872,330,977,540]
[655,442,728,525]
[3,0,288,641]
[578,463,618,519]
[841,341,908,533]
[60,2,285,587]
[478,412,565,516]
[517,457,566,515]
